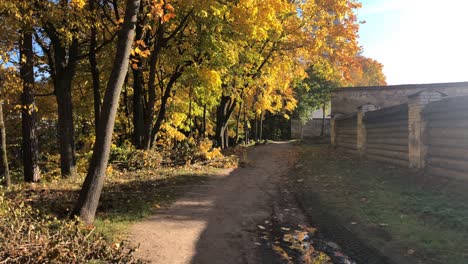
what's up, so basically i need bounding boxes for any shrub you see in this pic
[0,193,142,263]
[109,143,162,171]
[197,138,223,161]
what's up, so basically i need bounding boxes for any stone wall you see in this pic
[331,82,468,115]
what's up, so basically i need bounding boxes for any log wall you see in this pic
[424,96,468,179]
[364,104,409,166]
[335,114,357,154]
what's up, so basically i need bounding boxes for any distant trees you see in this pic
[347,55,387,87]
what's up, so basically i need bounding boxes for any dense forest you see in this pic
[0,0,385,261]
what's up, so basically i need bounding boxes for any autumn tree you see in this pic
[20,31,41,182]
[73,0,141,224]
[347,55,387,86]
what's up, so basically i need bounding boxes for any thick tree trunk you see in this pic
[131,14,147,149]
[0,101,9,186]
[20,31,40,183]
[55,72,76,178]
[215,95,236,149]
[89,0,101,132]
[46,36,79,178]
[72,0,140,224]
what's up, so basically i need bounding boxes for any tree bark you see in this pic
[235,102,242,143]
[20,31,40,183]
[215,95,236,149]
[202,104,207,138]
[0,101,9,186]
[149,70,183,146]
[131,14,145,149]
[43,25,79,178]
[142,27,163,149]
[259,110,263,142]
[254,114,258,142]
[89,0,101,133]
[72,0,140,224]
[55,68,77,178]
[243,105,249,144]
[132,66,145,148]
[224,124,229,148]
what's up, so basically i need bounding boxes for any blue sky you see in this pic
[357,0,468,85]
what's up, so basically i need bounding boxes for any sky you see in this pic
[357,0,468,85]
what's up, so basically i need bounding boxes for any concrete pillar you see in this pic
[330,116,336,147]
[356,109,366,155]
[408,90,446,169]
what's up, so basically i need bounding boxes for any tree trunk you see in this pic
[224,124,229,148]
[187,85,193,138]
[320,104,326,137]
[131,13,149,149]
[235,102,242,143]
[55,71,76,178]
[259,110,263,142]
[72,0,140,224]
[89,0,101,133]
[0,101,9,186]
[132,67,145,148]
[43,25,78,178]
[243,105,249,144]
[20,31,40,183]
[202,104,206,137]
[215,95,236,149]
[142,38,159,149]
[143,20,168,149]
[149,70,183,146]
[254,114,258,142]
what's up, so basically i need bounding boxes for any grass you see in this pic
[3,162,230,243]
[292,140,468,264]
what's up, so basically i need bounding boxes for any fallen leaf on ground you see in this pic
[272,245,292,262]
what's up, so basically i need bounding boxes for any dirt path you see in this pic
[130,142,299,264]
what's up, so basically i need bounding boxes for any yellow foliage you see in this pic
[197,138,223,160]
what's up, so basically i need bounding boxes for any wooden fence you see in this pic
[331,90,468,180]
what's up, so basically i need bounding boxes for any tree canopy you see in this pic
[0,0,385,223]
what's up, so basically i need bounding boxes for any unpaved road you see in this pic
[131,142,299,264]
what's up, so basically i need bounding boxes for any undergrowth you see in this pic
[0,192,142,263]
[1,139,245,263]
